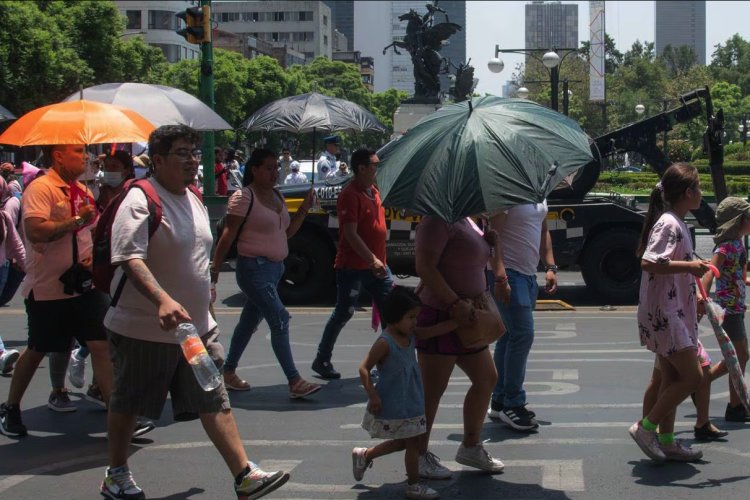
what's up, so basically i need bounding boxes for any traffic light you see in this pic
[176,6,211,44]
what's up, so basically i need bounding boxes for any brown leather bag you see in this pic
[451,292,506,349]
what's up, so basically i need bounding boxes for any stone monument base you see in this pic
[392,102,442,139]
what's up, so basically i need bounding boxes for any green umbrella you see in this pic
[377,96,595,223]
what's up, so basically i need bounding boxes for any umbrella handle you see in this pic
[694,264,719,299]
[694,276,709,301]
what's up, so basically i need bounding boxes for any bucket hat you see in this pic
[714,197,750,244]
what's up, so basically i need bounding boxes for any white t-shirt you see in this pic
[285,171,308,185]
[497,201,548,276]
[104,178,217,344]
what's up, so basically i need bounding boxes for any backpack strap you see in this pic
[111,180,163,307]
[187,183,203,203]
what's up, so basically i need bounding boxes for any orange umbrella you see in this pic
[0,100,155,146]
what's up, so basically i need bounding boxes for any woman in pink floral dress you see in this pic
[629,163,710,463]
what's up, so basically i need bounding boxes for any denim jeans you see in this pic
[489,268,538,407]
[316,267,394,362]
[224,256,298,381]
[0,261,23,306]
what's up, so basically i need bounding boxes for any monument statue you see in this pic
[450,59,476,103]
[383,1,461,103]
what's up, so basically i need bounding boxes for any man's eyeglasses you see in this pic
[165,148,201,161]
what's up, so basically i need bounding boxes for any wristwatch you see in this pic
[73,215,85,227]
[545,264,559,273]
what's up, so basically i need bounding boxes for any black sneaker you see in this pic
[132,418,155,438]
[489,400,536,421]
[312,358,341,379]
[725,403,750,422]
[487,399,504,420]
[0,402,27,437]
[499,405,539,432]
[85,385,107,409]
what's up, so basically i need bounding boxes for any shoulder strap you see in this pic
[237,187,254,229]
[111,179,163,307]
[130,179,163,237]
[187,183,203,203]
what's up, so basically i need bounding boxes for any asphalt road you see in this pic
[1,269,750,499]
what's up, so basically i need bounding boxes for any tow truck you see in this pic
[278,87,725,304]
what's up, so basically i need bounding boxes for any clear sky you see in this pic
[467,1,750,96]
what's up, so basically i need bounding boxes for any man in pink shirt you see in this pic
[0,144,113,437]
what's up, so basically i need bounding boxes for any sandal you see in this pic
[694,422,728,441]
[289,378,322,399]
[223,372,251,391]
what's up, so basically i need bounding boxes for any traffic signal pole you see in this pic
[176,0,225,228]
[199,1,216,198]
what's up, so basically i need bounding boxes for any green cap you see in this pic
[714,197,750,244]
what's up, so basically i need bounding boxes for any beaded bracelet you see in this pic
[495,275,509,285]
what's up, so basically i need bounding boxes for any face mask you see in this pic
[101,171,124,187]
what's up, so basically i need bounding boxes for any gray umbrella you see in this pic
[63,83,232,131]
[241,92,386,183]
[241,92,386,133]
[0,104,16,122]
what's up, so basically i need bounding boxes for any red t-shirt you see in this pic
[215,162,228,195]
[335,182,387,269]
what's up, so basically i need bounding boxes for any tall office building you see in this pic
[115,0,201,63]
[212,1,333,61]
[525,1,578,51]
[655,1,706,65]
[323,0,354,51]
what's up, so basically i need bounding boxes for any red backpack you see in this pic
[92,179,202,305]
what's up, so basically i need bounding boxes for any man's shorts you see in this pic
[108,330,230,421]
[25,290,109,352]
[722,313,747,344]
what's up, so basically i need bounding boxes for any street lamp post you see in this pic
[636,100,672,160]
[488,45,578,113]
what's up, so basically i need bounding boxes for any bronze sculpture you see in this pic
[383,1,462,103]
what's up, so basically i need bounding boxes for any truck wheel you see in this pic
[280,231,335,304]
[580,229,641,303]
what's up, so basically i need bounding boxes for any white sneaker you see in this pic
[660,439,703,462]
[351,447,372,481]
[405,482,439,499]
[455,443,505,473]
[628,422,666,463]
[418,451,452,479]
[67,348,86,388]
[0,349,20,374]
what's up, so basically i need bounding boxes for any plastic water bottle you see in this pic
[175,323,222,391]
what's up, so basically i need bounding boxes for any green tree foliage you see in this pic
[246,56,295,116]
[660,44,699,76]
[710,34,750,94]
[289,57,372,109]
[41,0,127,84]
[0,0,167,115]
[371,88,410,130]
[0,0,92,114]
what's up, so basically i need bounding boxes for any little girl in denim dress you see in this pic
[352,286,457,500]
